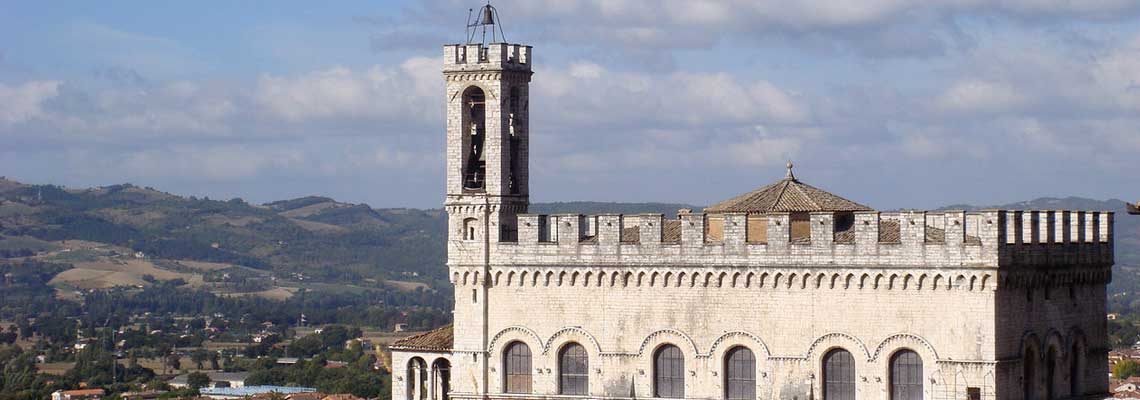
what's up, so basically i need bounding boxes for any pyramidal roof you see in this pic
[705,163,872,214]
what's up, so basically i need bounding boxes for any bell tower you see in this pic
[443,4,531,245]
[443,5,532,397]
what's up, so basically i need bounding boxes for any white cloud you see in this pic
[253,58,441,124]
[535,63,807,130]
[934,79,1027,115]
[0,81,60,125]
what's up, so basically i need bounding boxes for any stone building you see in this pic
[390,11,1115,400]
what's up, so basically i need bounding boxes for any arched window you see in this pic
[462,218,478,241]
[462,86,487,190]
[1024,347,1038,400]
[889,350,922,400]
[407,357,427,400]
[559,343,589,395]
[725,346,756,400]
[654,344,685,398]
[504,342,532,394]
[431,358,451,400]
[1070,342,1083,396]
[823,349,856,400]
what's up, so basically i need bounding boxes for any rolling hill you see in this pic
[1,177,1136,300]
[0,178,698,296]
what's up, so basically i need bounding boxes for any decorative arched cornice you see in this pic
[805,332,871,361]
[707,331,772,358]
[544,326,603,355]
[488,326,545,354]
[870,333,939,362]
[1020,331,1042,356]
[1066,326,1087,349]
[1042,329,1066,356]
[636,329,700,356]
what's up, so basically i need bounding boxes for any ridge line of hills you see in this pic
[0,177,1136,299]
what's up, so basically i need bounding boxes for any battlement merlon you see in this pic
[462,210,1114,268]
[443,43,532,72]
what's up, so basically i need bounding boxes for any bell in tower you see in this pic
[463,86,486,189]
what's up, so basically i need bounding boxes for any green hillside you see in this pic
[0,178,701,292]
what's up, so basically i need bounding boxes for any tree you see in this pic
[288,335,323,358]
[1117,360,1140,379]
[191,349,209,370]
[318,325,350,349]
[209,352,220,370]
[187,371,211,389]
[165,354,181,373]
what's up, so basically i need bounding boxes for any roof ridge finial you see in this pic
[785,160,796,181]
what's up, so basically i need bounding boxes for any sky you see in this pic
[1,1,1139,210]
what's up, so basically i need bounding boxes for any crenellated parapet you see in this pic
[443,43,532,73]
[457,210,1113,269]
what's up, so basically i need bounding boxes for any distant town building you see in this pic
[169,371,249,389]
[390,7,1116,400]
[345,338,374,351]
[51,389,105,400]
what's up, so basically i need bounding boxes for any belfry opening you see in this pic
[462,86,486,190]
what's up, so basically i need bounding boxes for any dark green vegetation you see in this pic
[243,327,387,398]
[1115,359,1140,380]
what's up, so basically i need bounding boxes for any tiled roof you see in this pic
[62,389,106,396]
[322,395,364,400]
[705,173,871,214]
[616,221,680,243]
[879,220,902,243]
[662,220,681,243]
[620,227,639,243]
[839,220,979,244]
[391,324,453,352]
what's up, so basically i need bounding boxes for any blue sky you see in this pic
[2,1,1139,209]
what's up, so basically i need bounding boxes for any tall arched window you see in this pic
[725,346,756,400]
[431,358,451,400]
[823,349,856,400]
[1024,347,1038,400]
[889,350,922,400]
[654,345,685,398]
[504,342,532,394]
[407,357,427,400]
[1070,342,1083,397]
[461,86,487,190]
[559,343,589,395]
[462,218,478,241]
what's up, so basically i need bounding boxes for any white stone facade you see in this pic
[390,39,1115,400]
